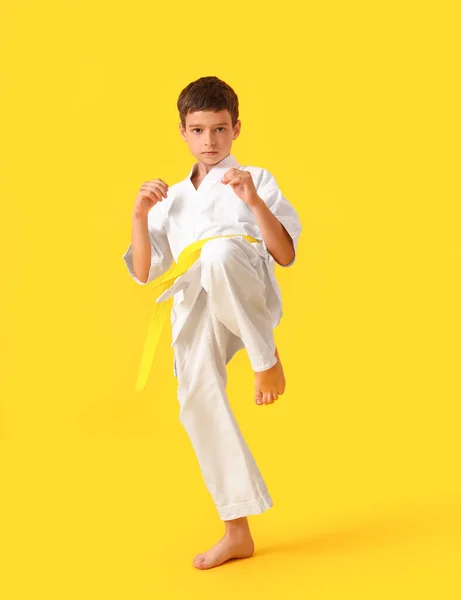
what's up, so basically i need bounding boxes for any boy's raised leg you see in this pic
[201,237,286,406]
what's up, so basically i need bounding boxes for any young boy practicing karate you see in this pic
[122,76,302,570]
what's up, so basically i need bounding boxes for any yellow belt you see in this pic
[134,234,259,392]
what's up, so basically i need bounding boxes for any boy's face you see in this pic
[179,109,241,166]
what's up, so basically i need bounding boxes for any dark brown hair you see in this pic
[177,76,239,128]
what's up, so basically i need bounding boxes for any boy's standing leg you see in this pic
[173,237,285,570]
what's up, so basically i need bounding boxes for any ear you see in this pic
[178,122,187,141]
[233,119,241,140]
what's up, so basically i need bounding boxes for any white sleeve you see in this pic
[257,175,302,268]
[122,204,174,285]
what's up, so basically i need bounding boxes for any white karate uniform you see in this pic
[123,153,302,520]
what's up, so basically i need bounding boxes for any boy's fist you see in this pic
[221,168,260,208]
[134,178,169,214]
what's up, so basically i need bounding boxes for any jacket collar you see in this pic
[185,153,241,196]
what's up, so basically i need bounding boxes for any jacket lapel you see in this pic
[186,153,241,197]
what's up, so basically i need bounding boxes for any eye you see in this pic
[192,127,225,133]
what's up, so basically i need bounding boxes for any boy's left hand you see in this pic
[221,168,261,208]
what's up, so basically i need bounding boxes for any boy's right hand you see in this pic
[133,179,169,215]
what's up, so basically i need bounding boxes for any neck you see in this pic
[193,153,231,177]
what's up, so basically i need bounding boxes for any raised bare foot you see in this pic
[193,530,255,570]
[254,347,286,406]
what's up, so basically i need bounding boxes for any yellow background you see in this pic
[1,0,460,597]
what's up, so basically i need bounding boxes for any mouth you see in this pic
[203,151,218,155]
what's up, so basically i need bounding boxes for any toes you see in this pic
[193,555,207,569]
[258,391,280,405]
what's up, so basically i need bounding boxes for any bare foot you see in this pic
[254,347,286,406]
[193,530,255,570]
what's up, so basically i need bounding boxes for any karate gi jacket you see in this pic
[123,153,302,350]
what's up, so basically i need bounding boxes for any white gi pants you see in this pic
[172,237,278,521]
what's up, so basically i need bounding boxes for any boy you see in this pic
[122,76,302,570]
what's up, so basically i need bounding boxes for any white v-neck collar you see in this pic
[186,153,241,196]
